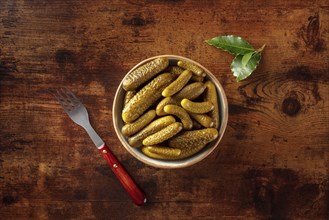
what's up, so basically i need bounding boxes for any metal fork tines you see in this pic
[52,87,104,148]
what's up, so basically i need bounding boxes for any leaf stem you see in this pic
[256,44,266,53]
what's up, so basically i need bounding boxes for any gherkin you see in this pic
[122,73,174,123]
[168,128,218,149]
[141,146,181,160]
[189,113,214,128]
[204,81,220,129]
[173,82,206,101]
[123,57,169,91]
[142,122,183,146]
[141,144,207,160]
[164,105,193,130]
[121,110,156,137]
[162,70,192,97]
[177,60,205,77]
[128,116,176,148]
[181,98,214,114]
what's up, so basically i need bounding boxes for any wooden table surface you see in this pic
[1,0,328,219]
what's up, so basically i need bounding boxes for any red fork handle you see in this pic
[98,144,146,206]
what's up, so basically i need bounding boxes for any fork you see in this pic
[52,87,146,206]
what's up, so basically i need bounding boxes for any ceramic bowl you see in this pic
[113,55,228,168]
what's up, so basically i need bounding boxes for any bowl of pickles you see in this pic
[113,55,228,168]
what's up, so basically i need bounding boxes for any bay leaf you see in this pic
[206,35,255,55]
[231,52,261,81]
[241,51,255,67]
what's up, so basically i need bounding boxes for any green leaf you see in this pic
[241,52,255,67]
[205,35,265,81]
[231,52,261,81]
[205,35,255,55]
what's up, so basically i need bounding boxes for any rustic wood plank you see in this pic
[1,0,328,219]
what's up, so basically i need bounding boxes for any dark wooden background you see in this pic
[1,0,328,219]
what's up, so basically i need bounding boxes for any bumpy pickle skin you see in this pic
[141,146,179,160]
[204,81,220,129]
[122,73,174,123]
[168,128,218,149]
[164,105,193,130]
[123,91,136,108]
[121,110,156,137]
[123,57,169,91]
[177,60,205,77]
[167,66,204,82]
[181,98,214,114]
[142,122,183,146]
[156,97,178,116]
[141,144,206,160]
[128,116,176,148]
[173,82,206,101]
[162,70,192,97]
[166,66,184,76]
[189,113,214,128]
[145,145,181,157]
[175,144,207,159]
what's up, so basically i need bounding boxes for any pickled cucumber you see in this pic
[162,70,192,97]
[142,122,183,146]
[173,82,206,101]
[189,113,214,128]
[128,116,176,148]
[164,104,193,130]
[168,128,218,149]
[168,66,204,82]
[175,144,207,159]
[177,60,205,77]
[205,81,220,129]
[146,145,181,156]
[123,91,136,108]
[141,144,206,160]
[121,110,156,137]
[122,73,174,123]
[181,98,214,114]
[123,57,169,91]
[155,97,178,116]
[141,146,181,160]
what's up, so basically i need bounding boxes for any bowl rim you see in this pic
[113,55,228,169]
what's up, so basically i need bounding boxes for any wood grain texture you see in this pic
[1,0,328,219]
